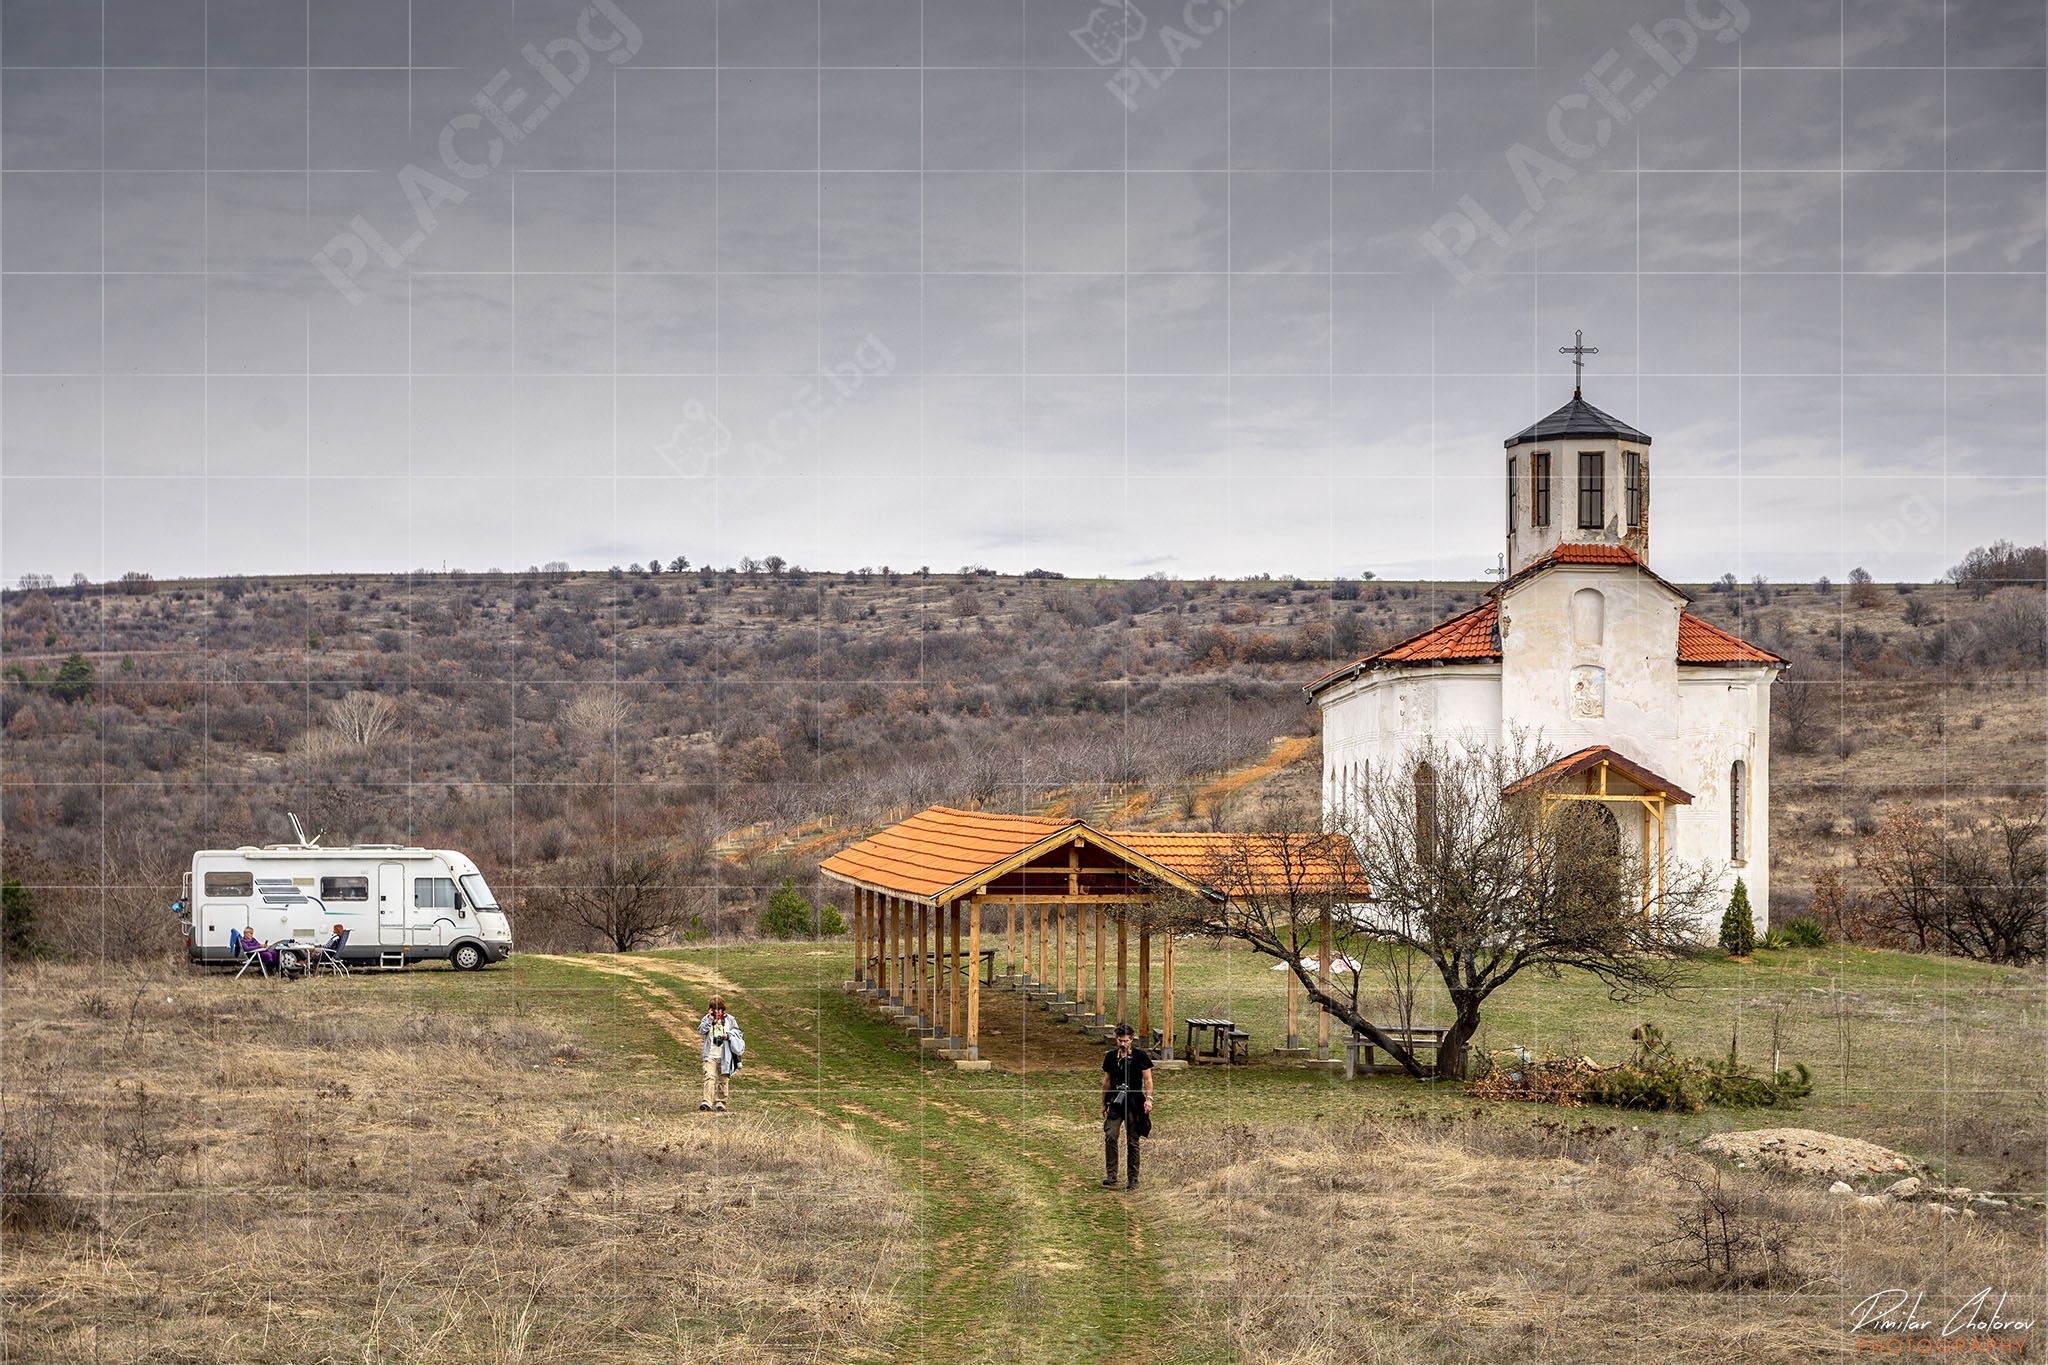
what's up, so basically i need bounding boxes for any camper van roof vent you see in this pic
[352,843,407,850]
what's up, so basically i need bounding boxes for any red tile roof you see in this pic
[819,807,1370,904]
[1502,744,1695,804]
[1678,612,1786,666]
[1304,602,1501,694]
[1498,543,1694,601]
[1112,830,1369,897]
[818,806,1078,901]
[1305,591,1783,696]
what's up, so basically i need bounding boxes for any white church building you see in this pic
[1307,378,1784,934]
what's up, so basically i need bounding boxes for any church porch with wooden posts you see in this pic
[1503,744,1694,936]
[822,807,1322,1072]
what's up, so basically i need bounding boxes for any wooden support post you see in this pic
[1094,904,1106,1021]
[1286,961,1300,1050]
[1138,921,1152,1043]
[1317,906,1332,1060]
[948,902,962,1044]
[1655,804,1667,943]
[1071,901,1082,1005]
[967,900,982,1059]
[1116,904,1128,1026]
[1055,902,1067,1000]
[924,902,937,1023]
[1036,902,1047,986]
[1162,929,1175,1060]
[916,902,929,1022]
[1006,901,1017,978]
[1640,804,1653,917]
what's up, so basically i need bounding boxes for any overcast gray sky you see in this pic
[2,0,2044,586]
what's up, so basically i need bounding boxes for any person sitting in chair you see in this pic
[323,924,349,955]
[238,927,280,974]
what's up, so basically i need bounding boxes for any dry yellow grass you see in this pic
[1,961,912,1364]
[1151,1117,2043,1364]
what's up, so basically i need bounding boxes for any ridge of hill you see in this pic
[1,567,2039,956]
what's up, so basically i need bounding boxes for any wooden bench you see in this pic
[1343,1027,1465,1079]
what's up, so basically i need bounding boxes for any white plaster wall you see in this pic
[1674,666,1777,933]
[1318,666,1502,814]
[1505,437,1651,574]
[1497,565,1684,770]
[1315,587,1778,939]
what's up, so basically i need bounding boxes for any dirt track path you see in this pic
[523,952,1215,1363]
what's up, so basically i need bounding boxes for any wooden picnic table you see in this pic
[1184,1018,1250,1066]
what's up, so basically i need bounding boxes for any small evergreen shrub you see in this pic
[1718,879,1756,956]
[756,878,848,939]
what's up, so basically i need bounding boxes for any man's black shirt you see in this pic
[1103,1047,1152,1117]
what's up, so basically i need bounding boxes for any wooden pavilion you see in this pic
[820,806,1368,1066]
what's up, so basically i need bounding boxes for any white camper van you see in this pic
[180,842,513,971]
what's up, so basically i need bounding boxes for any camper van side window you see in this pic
[321,876,369,901]
[414,877,456,910]
[204,872,253,897]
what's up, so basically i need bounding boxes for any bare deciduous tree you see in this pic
[1176,737,1721,1079]
[1857,802,1947,952]
[1773,679,1823,755]
[557,847,680,952]
[325,691,397,752]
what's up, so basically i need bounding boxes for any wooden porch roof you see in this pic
[1501,745,1695,804]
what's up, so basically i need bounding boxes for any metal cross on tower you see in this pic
[1559,329,1598,398]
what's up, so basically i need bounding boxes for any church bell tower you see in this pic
[1504,332,1651,575]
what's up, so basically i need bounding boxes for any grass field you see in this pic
[5,942,2042,1363]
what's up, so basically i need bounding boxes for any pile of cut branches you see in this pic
[1581,1025,1813,1113]
[1468,1026,1814,1112]
[1466,1048,1600,1106]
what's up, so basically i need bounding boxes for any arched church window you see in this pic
[1413,761,1439,858]
[1570,588,1605,646]
[1729,760,1747,861]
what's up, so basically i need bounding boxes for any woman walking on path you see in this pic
[698,996,745,1111]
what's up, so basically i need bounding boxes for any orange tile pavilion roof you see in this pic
[819,806,1368,905]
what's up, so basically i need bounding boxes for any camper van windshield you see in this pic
[459,874,499,910]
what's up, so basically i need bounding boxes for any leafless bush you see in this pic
[1649,1165,1804,1289]
[1,1080,90,1233]
[562,690,632,741]
[325,690,398,752]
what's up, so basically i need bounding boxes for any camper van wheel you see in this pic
[450,942,485,972]
[276,949,306,977]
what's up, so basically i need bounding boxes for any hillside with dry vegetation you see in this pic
[0,557,2040,956]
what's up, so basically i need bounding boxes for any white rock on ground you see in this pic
[1828,1181,1856,1197]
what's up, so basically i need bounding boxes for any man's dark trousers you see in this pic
[1104,1110,1140,1182]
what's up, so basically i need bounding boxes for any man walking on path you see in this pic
[698,996,744,1111]
[1101,1022,1153,1189]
